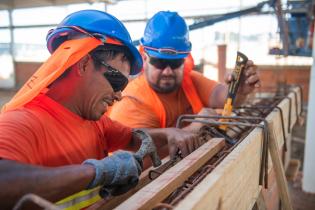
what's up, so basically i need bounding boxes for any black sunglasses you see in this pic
[149,57,185,70]
[97,60,129,92]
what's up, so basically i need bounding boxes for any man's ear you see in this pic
[142,53,150,69]
[143,53,149,62]
[76,55,90,76]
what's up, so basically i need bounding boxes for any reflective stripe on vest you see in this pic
[56,187,101,210]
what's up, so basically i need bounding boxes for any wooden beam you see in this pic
[252,191,267,210]
[175,129,264,210]
[174,88,299,210]
[115,138,225,210]
[98,87,301,210]
[87,157,172,210]
[268,119,293,210]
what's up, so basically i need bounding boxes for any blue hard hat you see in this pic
[46,10,142,75]
[140,11,192,59]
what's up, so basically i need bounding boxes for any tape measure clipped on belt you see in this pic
[219,51,248,131]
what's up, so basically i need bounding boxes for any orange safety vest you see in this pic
[123,65,203,128]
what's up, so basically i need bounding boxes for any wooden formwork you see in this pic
[175,87,301,210]
[91,87,302,210]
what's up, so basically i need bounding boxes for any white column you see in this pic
[9,9,16,88]
[302,24,315,193]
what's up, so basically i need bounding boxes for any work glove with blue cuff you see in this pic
[83,150,143,197]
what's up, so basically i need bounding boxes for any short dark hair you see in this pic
[89,44,133,69]
[51,43,133,84]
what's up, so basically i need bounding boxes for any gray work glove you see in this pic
[83,150,143,197]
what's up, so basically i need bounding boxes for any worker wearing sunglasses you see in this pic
[149,57,185,70]
[135,42,188,94]
[110,11,261,158]
[91,52,129,92]
[0,10,209,210]
[0,10,144,209]
[146,56,186,93]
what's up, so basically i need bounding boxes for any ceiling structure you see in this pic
[0,0,119,10]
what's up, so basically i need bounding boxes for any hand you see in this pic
[225,60,260,95]
[83,151,143,195]
[197,107,218,116]
[99,154,143,197]
[165,128,201,159]
[183,108,218,133]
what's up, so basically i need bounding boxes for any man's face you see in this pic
[82,53,130,120]
[144,54,185,93]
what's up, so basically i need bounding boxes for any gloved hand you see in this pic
[83,150,143,196]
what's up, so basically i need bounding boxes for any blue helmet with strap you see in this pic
[46,10,142,75]
[140,11,191,59]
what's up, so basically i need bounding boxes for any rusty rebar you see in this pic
[152,86,301,208]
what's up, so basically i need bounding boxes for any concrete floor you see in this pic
[289,172,315,210]
[289,114,315,210]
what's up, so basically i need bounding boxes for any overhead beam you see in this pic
[0,9,275,30]
[0,0,119,10]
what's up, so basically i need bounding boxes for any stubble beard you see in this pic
[150,76,181,93]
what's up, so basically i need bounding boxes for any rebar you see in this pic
[151,86,303,209]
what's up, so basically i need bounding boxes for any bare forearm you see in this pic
[234,94,248,106]
[208,84,247,108]
[145,128,169,148]
[208,84,227,108]
[0,160,95,209]
[211,60,260,108]
[134,128,200,160]
[182,122,203,133]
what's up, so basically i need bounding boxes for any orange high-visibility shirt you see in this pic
[0,94,131,166]
[109,71,218,128]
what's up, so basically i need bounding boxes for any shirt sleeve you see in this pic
[0,110,42,164]
[109,96,161,128]
[190,71,219,107]
[98,115,132,152]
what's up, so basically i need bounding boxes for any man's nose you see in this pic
[161,66,173,75]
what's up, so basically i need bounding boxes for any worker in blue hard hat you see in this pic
[0,10,201,210]
[110,11,261,157]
